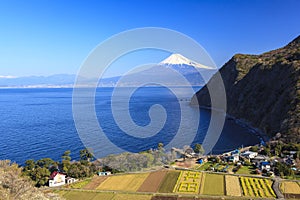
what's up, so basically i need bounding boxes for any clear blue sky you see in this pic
[0,0,299,77]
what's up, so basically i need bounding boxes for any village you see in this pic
[48,143,300,187]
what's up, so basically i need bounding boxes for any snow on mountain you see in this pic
[160,53,214,69]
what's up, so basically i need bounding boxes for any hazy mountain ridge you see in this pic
[0,54,214,87]
[191,35,300,143]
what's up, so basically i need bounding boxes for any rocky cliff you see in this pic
[191,36,300,143]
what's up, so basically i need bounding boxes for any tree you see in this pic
[68,162,92,179]
[249,146,258,152]
[36,158,55,169]
[61,150,71,172]
[193,143,205,155]
[80,148,93,163]
[23,159,35,172]
[158,143,164,151]
[0,160,61,199]
[31,167,51,187]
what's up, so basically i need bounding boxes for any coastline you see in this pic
[191,104,269,147]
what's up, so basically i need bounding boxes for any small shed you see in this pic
[98,171,111,176]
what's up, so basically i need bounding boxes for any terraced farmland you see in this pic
[225,175,242,196]
[158,171,181,193]
[97,173,149,192]
[138,170,168,192]
[173,171,203,194]
[280,181,300,194]
[84,176,108,189]
[240,177,276,198]
[55,170,283,199]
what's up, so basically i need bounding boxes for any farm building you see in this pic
[66,177,77,184]
[98,171,111,176]
[49,171,66,187]
[259,161,271,171]
[241,151,258,159]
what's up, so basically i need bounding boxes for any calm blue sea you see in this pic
[0,87,260,165]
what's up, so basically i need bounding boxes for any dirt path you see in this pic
[272,178,284,199]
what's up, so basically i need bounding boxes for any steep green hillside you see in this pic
[191,35,300,142]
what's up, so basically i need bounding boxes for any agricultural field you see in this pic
[97,173,149,192]
[201,173,225,196]
[83,176,108,189]
[112,193,152,200]
[138,170,168,192]
[66,179,92,189]
[240,177,276,198]
[62,191,102,200]
[173,171,203,194]
[280,181,300,194]
[57,191,151,200]
[158,171,181,193]
[225,175,242,196]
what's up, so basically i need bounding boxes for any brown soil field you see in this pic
[83,176,108,189]
[138,170,168,192]
[151,196,178,200]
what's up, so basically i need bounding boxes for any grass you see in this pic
[225,175,242,196]
[280,181,300,194]
[196,162,211,171]
[158,171,181,193]
[235,166,253,175]
[97,173,149,192]
[201,173,225,196]
[63,191,98,200]
[67,179,91,189]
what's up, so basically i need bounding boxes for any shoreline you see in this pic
[193,105,269,146]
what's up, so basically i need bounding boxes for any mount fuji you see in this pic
[0,54,216,88]
[99,53,216,87]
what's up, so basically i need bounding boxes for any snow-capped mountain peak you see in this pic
[160,53,213,69]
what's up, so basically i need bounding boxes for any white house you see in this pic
[241,151,258,159]
[98,171,111,176]
[49,171,66,187]
[66,177,77,184]
[228,154,239,163]
[259,161,271,171]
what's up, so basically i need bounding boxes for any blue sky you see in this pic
[0,0,299,77]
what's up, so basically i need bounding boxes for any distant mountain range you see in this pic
[0,54,215,88]
[191,35,300,143]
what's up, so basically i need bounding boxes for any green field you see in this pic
[158,171,181,193]
[62,191,99,200]
[66,179,91,189]
[201,173,225,195]
[112,194,152,200]
[235,166,254,175]
[58,191,150,200]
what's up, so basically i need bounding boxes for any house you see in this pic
[241,151,258,159]
[98,171,111,176]
[231,149,240,155]
[66,177,77,184]
[252,155,269,166]
[228,154,239,163]
[49,171,66,187]
[259,161,271,171]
